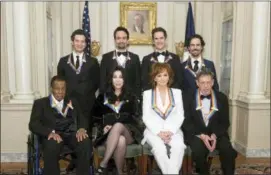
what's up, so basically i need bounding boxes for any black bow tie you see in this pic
[156,51,166,56]
[200,94,211,100]
[117,52,128,57]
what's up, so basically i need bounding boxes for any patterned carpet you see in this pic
[1,164,270,175]
[211,164,271,175]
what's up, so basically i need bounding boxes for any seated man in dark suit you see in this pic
[182,69,237,175]
[29,75,91,175]
[182,34,219,91]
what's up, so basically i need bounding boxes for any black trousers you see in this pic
[42,133,91,175]
[189,135,237,175]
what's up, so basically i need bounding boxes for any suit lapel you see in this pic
[185,58,197,77]
[79,54,88,73]
[111,51,120,68]
[47,96,59,117]
[66,53,87,75]
[164,51,173,63]
[124,55,132,69]
[151,88,175,120]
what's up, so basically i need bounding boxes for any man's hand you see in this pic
[76,128,88,142]
[199,134,213,151]
[103,125,112,134]
[209,133,217,152]
[48,132,62,143]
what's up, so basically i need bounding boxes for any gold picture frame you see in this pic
[120,2,157,45]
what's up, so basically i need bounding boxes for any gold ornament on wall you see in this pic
[175,41,185,58]
[91,40,101,57]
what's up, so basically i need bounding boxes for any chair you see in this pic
[27,132,94,175]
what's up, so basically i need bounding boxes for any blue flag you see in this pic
[184,2,195,47]
[82,1,91,56]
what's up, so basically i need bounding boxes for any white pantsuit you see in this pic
[141,88,186,174]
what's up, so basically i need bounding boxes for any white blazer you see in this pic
[141,88,185,144]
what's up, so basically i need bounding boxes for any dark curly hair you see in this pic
[105,66,130,104]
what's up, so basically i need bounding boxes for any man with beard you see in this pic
[99,26,141,98]
[141,27,184,91]
[182,34,219,91]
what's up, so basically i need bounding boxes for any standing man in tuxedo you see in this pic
[141,27,184,91]
[182,34,219,91]
[100,26,141,98]
[29,76,91,175]
[57,29,99,124]
[182,69,237,175]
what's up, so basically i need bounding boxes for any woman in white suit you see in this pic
[141,63,186,174]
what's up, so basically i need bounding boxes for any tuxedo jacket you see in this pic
[182,58,219,91]
[57,53,100,110]
[99,51,141,98]
[142,88,184,135]
[181,89,230,145]
[141,51,184,91]
[29,96,87,138]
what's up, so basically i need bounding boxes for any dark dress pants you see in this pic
[42,132,91,175]
[189,135,237,175]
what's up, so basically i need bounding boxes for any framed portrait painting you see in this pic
[120,2,157,45]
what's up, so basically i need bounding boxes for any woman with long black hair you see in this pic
[92,66,142,174]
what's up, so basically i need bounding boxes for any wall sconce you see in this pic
[91,40,101,57]
[175,41,185,58]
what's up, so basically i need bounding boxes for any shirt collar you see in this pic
[116,49,127,53]
[155,49,167,53]
[51,94,64,106]
[191,56,202,65]
[72,51,84,60]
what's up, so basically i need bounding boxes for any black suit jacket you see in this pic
[57,53,100,110]
[99,51,141,98]
[29,96,87,137]
[181,89,230,145]
[141,51,184,91]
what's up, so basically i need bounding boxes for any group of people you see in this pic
[29,26,237,175]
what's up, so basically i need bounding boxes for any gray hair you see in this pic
[196,68,214,80]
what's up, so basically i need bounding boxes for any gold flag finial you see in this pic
[91,40,101,57]
[175,41,185,58]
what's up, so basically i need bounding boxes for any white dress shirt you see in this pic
[156,50,166,63]
[191,56,202,70]
[115,49,127,67]
[52,95,64,111]
[201,97,211,126]
[72,51,84,66]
